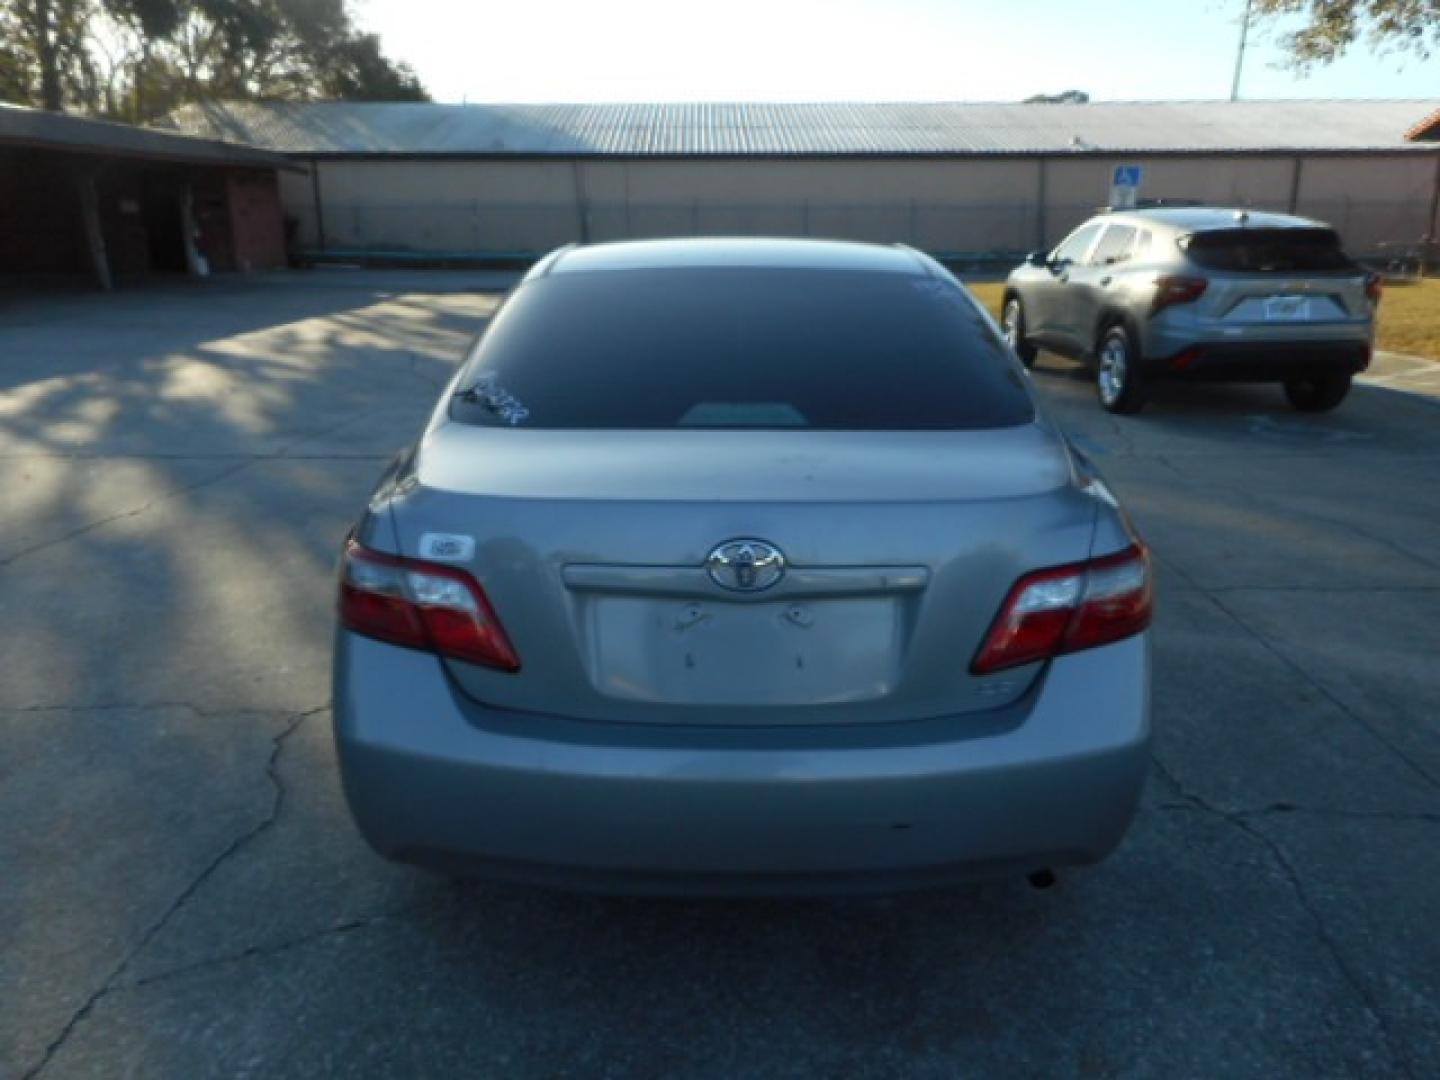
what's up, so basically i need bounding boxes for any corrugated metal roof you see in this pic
[0,102,291,168]
[161,99,1440,157]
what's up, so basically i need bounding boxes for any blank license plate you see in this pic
[586,597,902,706]
[1264,296,1311,321]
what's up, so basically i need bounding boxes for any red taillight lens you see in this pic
[971,544,1152,675]
[1150,275,1208,316]
[1364,272,1383,306]
[339,536,521,672]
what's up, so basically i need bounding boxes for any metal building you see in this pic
[165,99,1440,263]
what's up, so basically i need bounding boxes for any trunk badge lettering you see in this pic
[706,539,786,592]
[418,533,476,562]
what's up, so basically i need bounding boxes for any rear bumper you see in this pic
[333,632,1151,895]
[1145,340,1371,381]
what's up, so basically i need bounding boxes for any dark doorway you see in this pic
[142,173,188,274]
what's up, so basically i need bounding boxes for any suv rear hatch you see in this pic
[1179,227,1373,328]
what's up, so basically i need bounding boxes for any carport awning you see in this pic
[0,103,296,170]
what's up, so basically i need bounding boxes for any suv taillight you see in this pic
[339,535,520,672]
[1150,275,1208,316]
[971,544,1152,675]
[1364,271,1383,307]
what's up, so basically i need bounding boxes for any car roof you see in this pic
[1107,206,1330,234]
[539,237,931,277]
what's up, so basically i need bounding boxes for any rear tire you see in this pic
[1284,373,1351,412]
[1096,325,1146,415]
[1002,298,1038,368]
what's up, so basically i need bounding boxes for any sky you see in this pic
[351,0,1438,105]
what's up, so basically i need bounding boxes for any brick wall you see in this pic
[227,170,287,271]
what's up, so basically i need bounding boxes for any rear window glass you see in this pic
[450,268,1034,431]
[1181,228,1356,273]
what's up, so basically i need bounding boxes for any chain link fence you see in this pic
[297,200,1041,267]
[293,197,1433,270]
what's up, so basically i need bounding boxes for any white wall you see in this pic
[283,153,1439,258]
[1292,155,1439,252]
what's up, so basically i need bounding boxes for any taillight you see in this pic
[339,536,520,672]
[1150,275,1208,316]
[971,544,1152,675]
[1364,272,1383,306]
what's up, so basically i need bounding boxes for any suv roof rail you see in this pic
[1100,198,1207,213]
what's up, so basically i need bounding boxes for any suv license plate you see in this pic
[1264,296,1311,321]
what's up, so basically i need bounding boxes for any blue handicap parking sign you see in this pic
[1113,165,1143,188]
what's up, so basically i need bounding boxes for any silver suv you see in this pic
[1001,207,1380,414]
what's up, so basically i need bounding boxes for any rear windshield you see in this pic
[1181,228,1356,273]
[450,268,1034,430]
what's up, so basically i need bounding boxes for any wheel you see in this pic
[1001,297,1038,367]
[1284,372,1351,412]
[1096,325,1146,414]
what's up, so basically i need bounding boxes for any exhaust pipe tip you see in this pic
[1027,868,1058,890]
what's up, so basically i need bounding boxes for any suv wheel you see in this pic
[1284,373,1352,412]
[1096,325,1146,414]
[1002,298,1038,367]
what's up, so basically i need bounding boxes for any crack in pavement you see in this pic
[1238,803,1440,824]
[21,703,328,1080]
[1202,590,1440,796]
[1197,585,1440,594]
[1,406,381,570]
[0,459,256,568]
[122,905,416,994]
[408,349,453,391]
[0,452,394,461]
[1154,453,1440,578]
[1155,800,1440,825]
[1119,468,1440,799]
[1150,754,1417,1080]
[1,701,312,718]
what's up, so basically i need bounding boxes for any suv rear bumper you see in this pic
[1145,340,1371,382]
[332,631,1150,895]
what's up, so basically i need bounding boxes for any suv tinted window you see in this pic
[1051,223,1102,264]
[1091,225,1138,266]
[451,269,1034,431]
[1182,228,1356,273]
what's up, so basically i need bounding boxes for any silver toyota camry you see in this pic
[333,238,1152,894]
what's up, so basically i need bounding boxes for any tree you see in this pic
[319,33,426,101]
[104,0,182,117]
[1250,0,1440,67]
[0,0,428,114]
[0,6,37,102]
[1024,90,1090,104]
[8,0,94,109]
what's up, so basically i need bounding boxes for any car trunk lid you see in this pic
[386,423,1099,726]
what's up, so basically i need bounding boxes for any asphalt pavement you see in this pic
[2,270,1438,1078]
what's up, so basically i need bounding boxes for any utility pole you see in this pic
[1230,0,1254,101]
